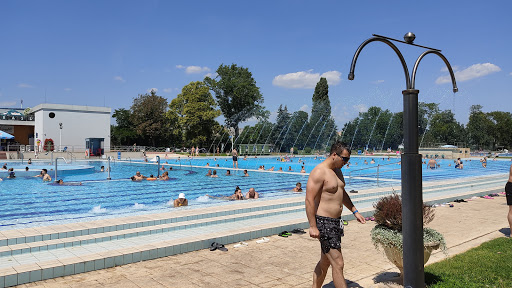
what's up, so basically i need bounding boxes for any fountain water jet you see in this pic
[302,115,324,150]
[366,110,382,151]
[380,114,394,151]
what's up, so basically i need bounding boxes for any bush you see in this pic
[373,194,435,231]
[304,147,312,154]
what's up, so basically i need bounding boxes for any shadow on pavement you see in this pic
[498,227,510,237]
[322,279,363,288]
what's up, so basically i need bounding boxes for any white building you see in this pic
[0,104,111,155]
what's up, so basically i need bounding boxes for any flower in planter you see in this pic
[370,194,446,253]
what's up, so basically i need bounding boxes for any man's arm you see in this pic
[305,169,323,238]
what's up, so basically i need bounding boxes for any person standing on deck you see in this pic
[305,141,365,288]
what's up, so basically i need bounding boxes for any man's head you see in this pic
[296,182,302,188]
[136,171,141,176]
[42,169,48,174]
[330,141,351,167]
[178,193,186,199]
[58,179,64,184]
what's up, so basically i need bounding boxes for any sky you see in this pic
[1,0,511,129]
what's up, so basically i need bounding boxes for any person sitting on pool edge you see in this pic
[245,187,259,199]
[293,182,303,192]
[174,193,188,207]
[159,171,170,180]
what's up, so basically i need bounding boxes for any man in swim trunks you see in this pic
[506,164,512,236]
[232,148,238,169]
[306,141,365,288]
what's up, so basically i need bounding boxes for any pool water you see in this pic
[0,156,509,230]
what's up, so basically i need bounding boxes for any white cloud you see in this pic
[205,72,218,78]
[18,83,33,88]
[163,88,173,93]
[64,88,72,91]
[147,88,158,93]
[440,66,459,72]
[114,76,126,83]
[299,104,311,115]
[176,65,211,74]
[372,80,385,84]
[272,70,342,89]
[353,104,368,113]
[509,72,512,76]
[436,63,501,84]
[0,101,16,107]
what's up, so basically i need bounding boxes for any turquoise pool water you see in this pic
[0,156,509,230]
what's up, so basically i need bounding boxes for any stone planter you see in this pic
[382,242,440,279]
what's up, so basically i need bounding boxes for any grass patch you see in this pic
[425,237,512,287]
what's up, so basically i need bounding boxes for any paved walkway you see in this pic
[16,195,510,288]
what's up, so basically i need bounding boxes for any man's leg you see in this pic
[508,205,512,236]
[312,250,330,288]
[324,248,347,288]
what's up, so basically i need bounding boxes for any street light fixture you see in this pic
[348,32,458,287]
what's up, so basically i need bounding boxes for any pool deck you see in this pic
[13,189,510,287]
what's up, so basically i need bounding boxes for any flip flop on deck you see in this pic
[210,242,228,251]
[256,237,270,244]
[291,228,306,234]
[233,242,248,248]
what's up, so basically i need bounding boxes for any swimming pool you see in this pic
[0,156,509,230]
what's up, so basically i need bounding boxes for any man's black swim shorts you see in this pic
[506,182,512,205]
[316,215,344,254]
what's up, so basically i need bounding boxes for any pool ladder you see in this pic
[54,157,69,182]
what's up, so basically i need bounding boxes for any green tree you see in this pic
[204,63,264,141]
[167,81,221,148]
[487,111,512,150]
[427,110,464,145]
[308,77,334,147]
[467,105,494,150]
[130,90,170,147]
[111,108,137,146]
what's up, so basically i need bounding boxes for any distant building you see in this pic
[0,104,111,155]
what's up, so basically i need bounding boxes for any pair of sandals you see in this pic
[453,199,467,203]
[365,217,375,221]
[278,228,306,237]
[209,242,228,251]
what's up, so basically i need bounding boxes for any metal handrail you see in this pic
[348,161,401,185]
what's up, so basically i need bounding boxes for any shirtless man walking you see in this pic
[306,141,365,288]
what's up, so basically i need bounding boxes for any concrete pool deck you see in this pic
[13,191,510,287]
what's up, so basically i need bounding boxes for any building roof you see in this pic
[31,103,111,114]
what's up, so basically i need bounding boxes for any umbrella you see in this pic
[0,130,14,139]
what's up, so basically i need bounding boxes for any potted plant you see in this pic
[370,194,446,279]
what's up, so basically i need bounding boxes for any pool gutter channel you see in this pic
[0,173,507,287]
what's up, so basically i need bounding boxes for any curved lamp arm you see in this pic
[348,37,411,89]
[411,50,458,93]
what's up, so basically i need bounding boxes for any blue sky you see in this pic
[1,0,511,128]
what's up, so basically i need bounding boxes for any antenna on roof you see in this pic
[21,99,23,109]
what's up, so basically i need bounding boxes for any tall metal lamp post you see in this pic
[348,32,458,287]
[59,123,63,152]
